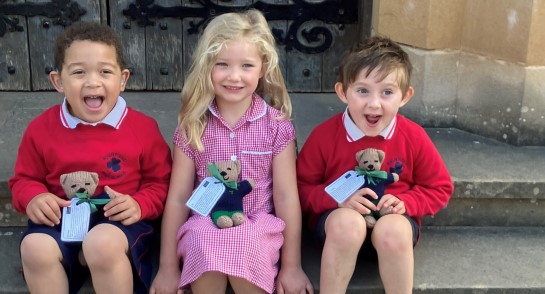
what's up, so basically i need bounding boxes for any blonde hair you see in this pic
[179,9,291,152]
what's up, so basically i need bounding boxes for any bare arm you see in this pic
[150,147,195,294]
[273,141,314,294]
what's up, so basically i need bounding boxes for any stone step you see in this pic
[1,92,544,227]
[1,226,544,293]
[422,128,545,226]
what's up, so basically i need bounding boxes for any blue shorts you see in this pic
[314,209,419,260]
[20,199,157,294]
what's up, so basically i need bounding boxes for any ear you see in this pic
[399,86,414,108]
[49,71,64,93]
[90,172,99,185]
[377,150,385,164]
[205,162,214,176]
[259,63,266,79]
[233,160,241,170]
[355,150,364,162]
[120,69,130,91]
[335,82,348,104]
[60,173,68,185]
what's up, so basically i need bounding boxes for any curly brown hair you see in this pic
[53,21,126,72]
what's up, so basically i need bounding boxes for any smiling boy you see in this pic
[9,22,171,294]
[296,36,453,293]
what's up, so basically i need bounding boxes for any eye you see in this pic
[101,69,113,74]
[71,184,77,188]
[85,182,91,186]
[384,89,393,95]
[357,88,368,94]
[71,70,84,75]
[215,62,228,67]
[242,63,254,68]
[363,160,369,164]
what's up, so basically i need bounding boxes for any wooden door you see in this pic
[0,0,367,92]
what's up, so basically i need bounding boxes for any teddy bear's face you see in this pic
[356,148,385,171]
[60,171,99,199]
[209,160,241,182]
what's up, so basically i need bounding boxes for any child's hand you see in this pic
[339,187,378,214]
[276,265,314,294]
[26,192,71,227]
[149,265,183,294]
[377,194,406,214]
[103,186,141,226]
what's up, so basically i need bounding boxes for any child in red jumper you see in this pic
[9,22,172,294]
[296,35,453,294]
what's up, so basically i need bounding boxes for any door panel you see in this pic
[0,0,365,92]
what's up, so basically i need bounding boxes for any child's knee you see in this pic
[325,209,367,247]
[82,225,128,266]
[20,234,61,266]
[371,215,413,252]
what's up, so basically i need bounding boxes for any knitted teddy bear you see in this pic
[206,160,255,229]
[60,171,110,213]
[355,148,401,228]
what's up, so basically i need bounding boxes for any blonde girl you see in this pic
[150,9,313,294]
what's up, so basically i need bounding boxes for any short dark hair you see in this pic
[338,35,412,95]
[53,21,126,72]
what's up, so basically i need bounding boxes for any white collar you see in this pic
[208,93,267,123]
[342,108,396,142]
[60,96,128,129]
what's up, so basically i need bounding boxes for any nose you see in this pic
[367,93,381,108]
[227,67,241,81]
[84,73,101,87]
[367,164,375,171]
[77,187,86,193]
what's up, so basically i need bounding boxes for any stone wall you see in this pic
[370,0,545,146]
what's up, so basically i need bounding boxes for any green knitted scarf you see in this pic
[354,166,387,185]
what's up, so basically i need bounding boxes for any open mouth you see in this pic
[84,95,104,109]
[365,114,381,125]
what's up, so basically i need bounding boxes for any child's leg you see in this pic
[191,271,228,293]
[320,208,367,294]
[20,233,68,293]
[371,214,414,294]
[83,223,132,294]
[229,276,267,293]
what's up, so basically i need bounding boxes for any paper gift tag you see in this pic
[325,170,365,204]
[186,177,226,216]
[61,198,91,242]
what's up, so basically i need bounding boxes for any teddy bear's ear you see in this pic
[205,162,214,176]
[233,160,241,173]
[60,173,68,185]
[90,172,99,185]
[377,150,385,164]
[356,150,365,162]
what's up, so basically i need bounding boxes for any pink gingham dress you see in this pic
[173,93,295,293]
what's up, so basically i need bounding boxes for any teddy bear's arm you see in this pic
[239,180,254,195]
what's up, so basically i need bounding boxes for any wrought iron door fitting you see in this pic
[123,0,358,54]
[0,0,86,37]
